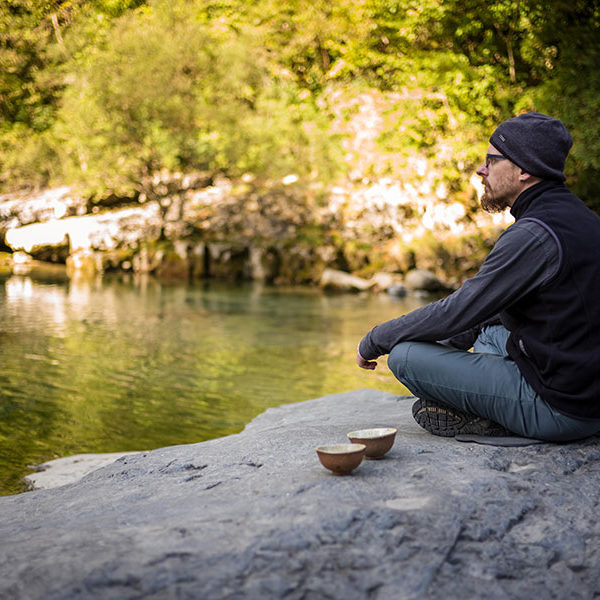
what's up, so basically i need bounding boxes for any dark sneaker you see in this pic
[412,398,513,438]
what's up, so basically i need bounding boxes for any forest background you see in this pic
[1,0,599,284]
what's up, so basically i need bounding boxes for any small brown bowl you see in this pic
[316,443,366,475]
[346,428,397,458]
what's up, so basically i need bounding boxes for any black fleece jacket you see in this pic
[359,181,600,420]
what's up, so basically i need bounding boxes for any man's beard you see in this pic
[480,186,512,213]
[480,175,520,213]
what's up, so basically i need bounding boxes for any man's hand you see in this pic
[356,346,377,370]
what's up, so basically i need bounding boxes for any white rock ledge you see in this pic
[25,452,144,491]
[1,389,600,599]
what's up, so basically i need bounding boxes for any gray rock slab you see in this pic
[1,389,600,599]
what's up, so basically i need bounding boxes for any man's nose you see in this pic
[476,165,488,177]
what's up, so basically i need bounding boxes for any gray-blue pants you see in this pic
[387,325,600,441]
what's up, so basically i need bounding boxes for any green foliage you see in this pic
[0,0,599,207]
[0,0,148,189]
[0,0,61,132]
[515,0,600,209]
[49,1,340,197]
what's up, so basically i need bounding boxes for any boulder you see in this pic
[319,268,374,292]
[1,390,599,599]
[66,250,101,278]
[386,283,407,297]
[403,268,448,292]
[0,187,85,228]
[5,206,161,257]
[368,272,404,293]
[5,220,70,262]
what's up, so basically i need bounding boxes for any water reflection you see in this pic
[0,274,427,495]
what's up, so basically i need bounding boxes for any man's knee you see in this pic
[473,324,510,356]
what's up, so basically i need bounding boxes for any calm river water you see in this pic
[0,271,429,495]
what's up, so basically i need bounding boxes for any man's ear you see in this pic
[519,170,539,183]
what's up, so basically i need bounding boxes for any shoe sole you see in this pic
[412,398,511,437]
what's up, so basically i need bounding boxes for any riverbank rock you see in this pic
[1,178,511,287]
[368,271,405,293]
[386,283,407,297]
[403,268,449,292]
[1,389,599,599]
[5,205,161,258]
[319,268,374,292]
[0,187,86,229]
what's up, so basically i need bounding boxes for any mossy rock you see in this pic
[66,252,100,278]
[0,252,12,274]
[100,248,136,272]
[156,255,190,279]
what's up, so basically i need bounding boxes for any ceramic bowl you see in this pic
[346,427,397,458]
[315,443,366,475]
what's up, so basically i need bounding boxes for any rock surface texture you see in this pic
[1,390,600,599]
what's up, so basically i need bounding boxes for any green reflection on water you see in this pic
[0,274,428,495]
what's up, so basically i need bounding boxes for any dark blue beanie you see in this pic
[489,112,573,182]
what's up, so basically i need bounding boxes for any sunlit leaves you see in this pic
[52,1,339,196]
[0,0,599,205]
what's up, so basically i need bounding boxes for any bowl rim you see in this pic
[315,443,366,455]
[346,427,398,439]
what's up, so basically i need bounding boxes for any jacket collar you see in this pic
[510,180,565,220]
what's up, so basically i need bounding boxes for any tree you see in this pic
[53,0,339,203]
[520,0,600,207]
[1,0,598,209]
[0,0,148,190]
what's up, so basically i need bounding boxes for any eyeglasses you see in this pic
[485,153,506,168]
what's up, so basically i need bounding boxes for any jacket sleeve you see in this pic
[358,220,560,360]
